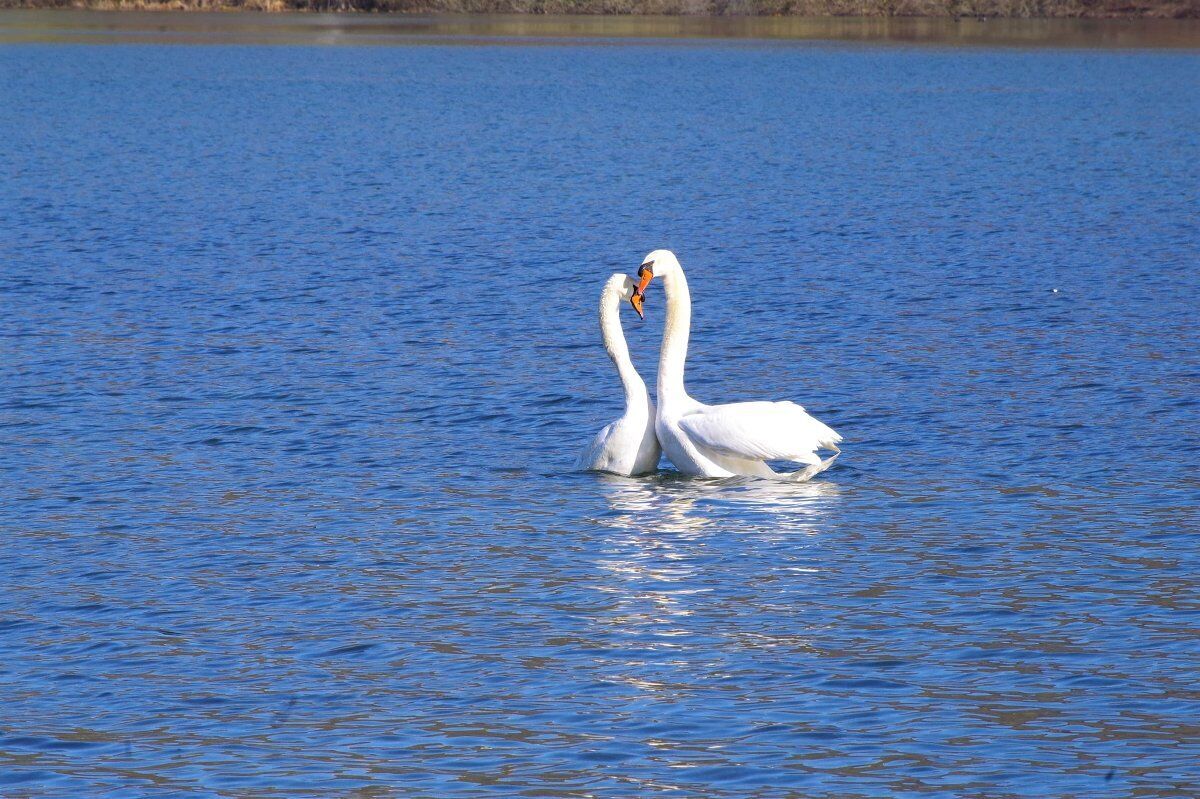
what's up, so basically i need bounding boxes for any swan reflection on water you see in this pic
[594,471,842,538]
[582,472,843,694]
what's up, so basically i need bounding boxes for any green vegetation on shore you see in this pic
[2,0,1196,17]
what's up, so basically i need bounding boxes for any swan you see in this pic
[575,273,662,476]
[631,250,841,481]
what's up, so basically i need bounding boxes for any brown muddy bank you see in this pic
[2,0,1198,18]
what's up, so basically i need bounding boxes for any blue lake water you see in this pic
[2,25,1199,798]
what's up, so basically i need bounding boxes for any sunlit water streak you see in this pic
[1,26,1198,798]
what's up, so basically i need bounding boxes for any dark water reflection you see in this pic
[2,34,1199,798]
[2,9,1200,48]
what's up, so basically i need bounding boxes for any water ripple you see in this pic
[2,35,1199,799]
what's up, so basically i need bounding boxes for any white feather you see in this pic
[639,249,842,482]
[679,401,841,466]
[576,274,661,477]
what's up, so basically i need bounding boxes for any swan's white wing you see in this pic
[679,401,841,466]
[575,420,617,471]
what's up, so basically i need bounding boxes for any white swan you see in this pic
[576,273,662,476]
[631,250,841,481]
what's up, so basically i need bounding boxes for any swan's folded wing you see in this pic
[679,401,841,466]
[575,421,616,471]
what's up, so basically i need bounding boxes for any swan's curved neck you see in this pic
[600,288,649,413]
[657,268,690,407]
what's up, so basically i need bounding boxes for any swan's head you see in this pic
[631,249,680,315]
[606,273,643,319]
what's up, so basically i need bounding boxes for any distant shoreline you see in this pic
[6,9,1198,48]
[3,0,1197,19]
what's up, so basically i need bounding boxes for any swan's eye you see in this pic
[638,262,654,278]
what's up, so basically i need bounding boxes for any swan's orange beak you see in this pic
[629,261,654,319]
[635,263,654,295]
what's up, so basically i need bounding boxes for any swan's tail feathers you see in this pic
[789,445,840,483]
[815,445,840,475]
[818,426,843,448]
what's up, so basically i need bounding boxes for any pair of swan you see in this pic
[577,250,842,481]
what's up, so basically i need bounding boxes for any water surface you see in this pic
[2,26,1199,799]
